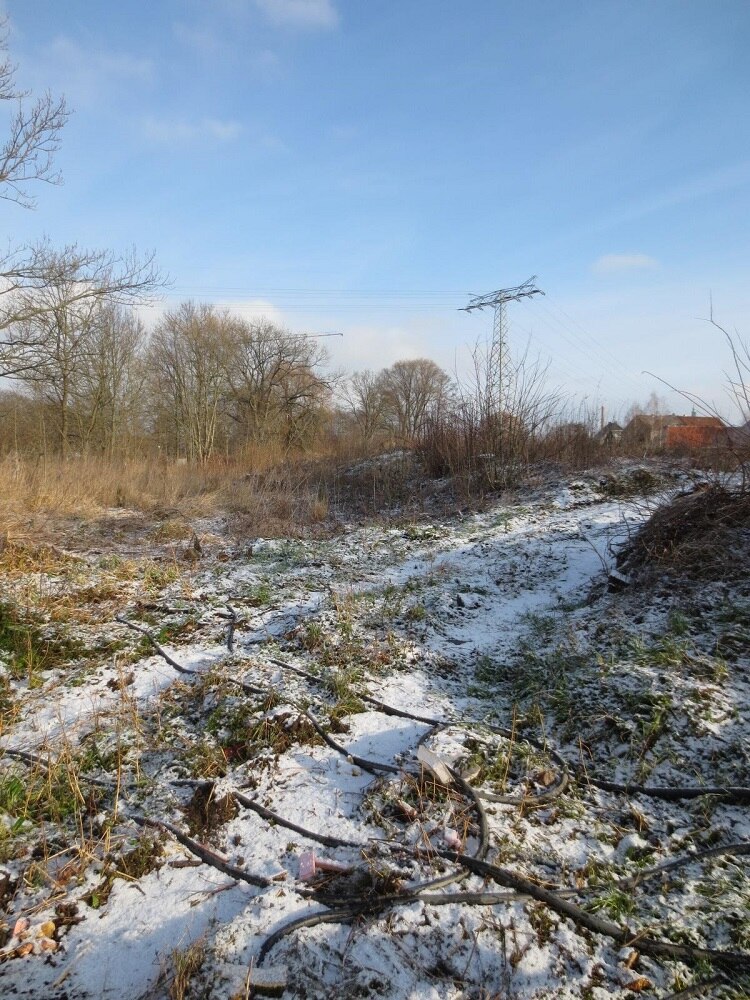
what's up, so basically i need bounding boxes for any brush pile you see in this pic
[617,483,750,580]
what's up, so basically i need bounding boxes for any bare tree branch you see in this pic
[0,20,69,207]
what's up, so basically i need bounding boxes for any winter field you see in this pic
[0,459,748,999]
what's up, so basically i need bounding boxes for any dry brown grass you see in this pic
[0,431,632,545]
[167,936,207,1000]
[0,452,336,543]
[0,538,79,577]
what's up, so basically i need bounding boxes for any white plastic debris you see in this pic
[417,745,453,785]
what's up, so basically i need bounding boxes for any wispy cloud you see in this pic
[592,253,659,275]
[253,0,339,29]
[45,34,154,85]
[172,21,223,59]
[142,116,243,143]
[525,160,750,265]
[636,160,750,221]
[580,161,750,247]
[144,297,286,327]
[173,19,281,79]
[248,49,282,77]
[21,34,155,110]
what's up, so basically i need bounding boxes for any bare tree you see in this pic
[0,244,162,375]
[623,391,666,426]
[339,369,387,443]
[14,293,99,456]
[147,302,236,463]
[8,249,162,454]
[0,20,68,208]
[226,320,333,451]
[70,305,146,456]
[379,358,451,442]
[0,27,164,380]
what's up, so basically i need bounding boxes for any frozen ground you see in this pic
[0,463,748,998]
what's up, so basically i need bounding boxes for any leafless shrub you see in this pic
[418,339,591,494]
[644,308,750,480]
[536,399,605,468]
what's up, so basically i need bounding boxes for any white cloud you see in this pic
[20,34,155,110]
[248,49,282,77]
[45,35,154,86]
[218,298,286,325]
[172,22,223,59]
[142,116,243,143]
[592,253,660,275]
[138,297,285,330]
[325,322,443,374]
[206,119,244,142]
[173,22,281,78]
[253,0,339,29]
[608,160,750,231]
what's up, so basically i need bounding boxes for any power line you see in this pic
[534,297,640,381]
[522,297,646,397]
[169,285,472,295]
[140,299,464,311]
[138,280,652,409]
[510,319,606,389]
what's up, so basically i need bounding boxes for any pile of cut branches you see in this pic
[617,484,750,580]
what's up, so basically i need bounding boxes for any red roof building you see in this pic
[623,414,727,449]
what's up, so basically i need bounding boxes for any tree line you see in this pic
[0,291,453,460]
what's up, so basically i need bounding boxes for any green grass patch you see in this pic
[0,601,85,683]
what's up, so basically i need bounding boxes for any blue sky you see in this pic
[5,0,750,419]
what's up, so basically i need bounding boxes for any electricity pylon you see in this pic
[460,277,544,414]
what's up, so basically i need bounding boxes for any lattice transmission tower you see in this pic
[460,277,544,413]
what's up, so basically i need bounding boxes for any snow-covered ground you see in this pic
[0,464,748,998]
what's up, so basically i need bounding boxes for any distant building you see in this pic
[727,419,750,449]
[595,421,622,445]
[622,414,727,450]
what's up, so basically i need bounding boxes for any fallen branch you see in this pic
[301,708,401,776]
[610,840,750,891]
[439,849,750,971]
[115,615,194,675]
[116,614,267,694]
[582,771,750,804]
[234,791,360,850]
[661,975,732,1000]
[130,813,272,890]
[218,605,238,653]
